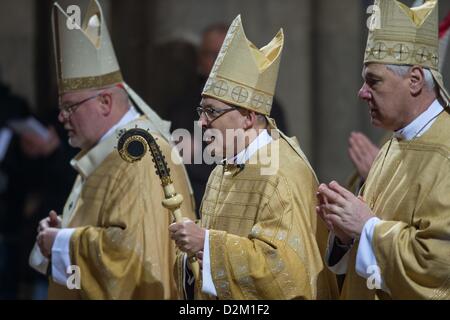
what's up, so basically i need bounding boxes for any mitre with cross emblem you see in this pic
[365,0,450,106]
[201,15,319,182]
[202,15,284,116]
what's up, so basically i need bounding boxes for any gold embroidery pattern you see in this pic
[431,275,450,300]
[264,246,297,298]
[228,238,258,299]
[59,70,123,93]
[210,231,232,299]
[365,42,438,68]
[204,77,272,115]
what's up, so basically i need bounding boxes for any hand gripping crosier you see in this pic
[117,128,200,281]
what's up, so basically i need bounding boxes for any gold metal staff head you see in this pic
[117,128,173,186]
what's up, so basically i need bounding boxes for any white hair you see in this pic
[100,85,130,109]
[385,64,435,90]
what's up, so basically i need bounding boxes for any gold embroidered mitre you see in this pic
[52,0,174,143]
[52,0,123,94]
[202,15,284,116]
[365,0,450,105]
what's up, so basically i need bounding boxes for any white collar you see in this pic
[99,106,140,143]
[394,99,444,141]
[71,107,141,178]
[228,129,273,165]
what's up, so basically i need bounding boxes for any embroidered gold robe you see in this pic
[48,117,195,299]
[177,136,338,300]
[341,111,450,300]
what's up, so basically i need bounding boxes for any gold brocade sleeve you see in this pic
[69,155,176,299]
[208,174,325,300]
[373,170,450,300]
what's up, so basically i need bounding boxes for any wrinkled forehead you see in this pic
[362,62,383,73]
[361,63,390,78]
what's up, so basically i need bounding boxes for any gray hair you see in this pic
[386,64,435,90]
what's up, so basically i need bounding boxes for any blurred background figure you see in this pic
[346,132,389,195]
[0,80,29,299]
[348,132,380,182]
[163,23,288,217]
[0,78,77,299]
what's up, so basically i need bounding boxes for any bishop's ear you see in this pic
[243,110,257,130]
[99,92,113,116]
[409,66,426,96]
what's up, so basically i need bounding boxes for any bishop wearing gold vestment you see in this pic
[30,0,195,299]
[318,0,450,300]
[170,15,338,300]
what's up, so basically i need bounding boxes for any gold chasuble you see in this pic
[44,0,196,299]
[339,0,450,300]
[180,137,338,300]
[173,15,337,300]
[48,117,195,299]
[341,111,450,300]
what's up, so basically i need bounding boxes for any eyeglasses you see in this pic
[196,106,238,122]
[59,93,102,119]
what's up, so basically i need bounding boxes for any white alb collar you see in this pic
[228,129,273,165]
[394,99,444,141]
[99,106,140,143]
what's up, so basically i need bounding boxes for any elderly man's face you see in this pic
[58,89,105,150]
[358,63,411,131]
[198,97,247,160]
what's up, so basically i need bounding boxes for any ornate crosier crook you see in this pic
[117,128,200,281]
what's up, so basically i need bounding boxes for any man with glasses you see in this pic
[30,0,195,299]
[169,15,338,300]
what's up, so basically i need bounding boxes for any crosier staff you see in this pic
[116,128,200,281]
